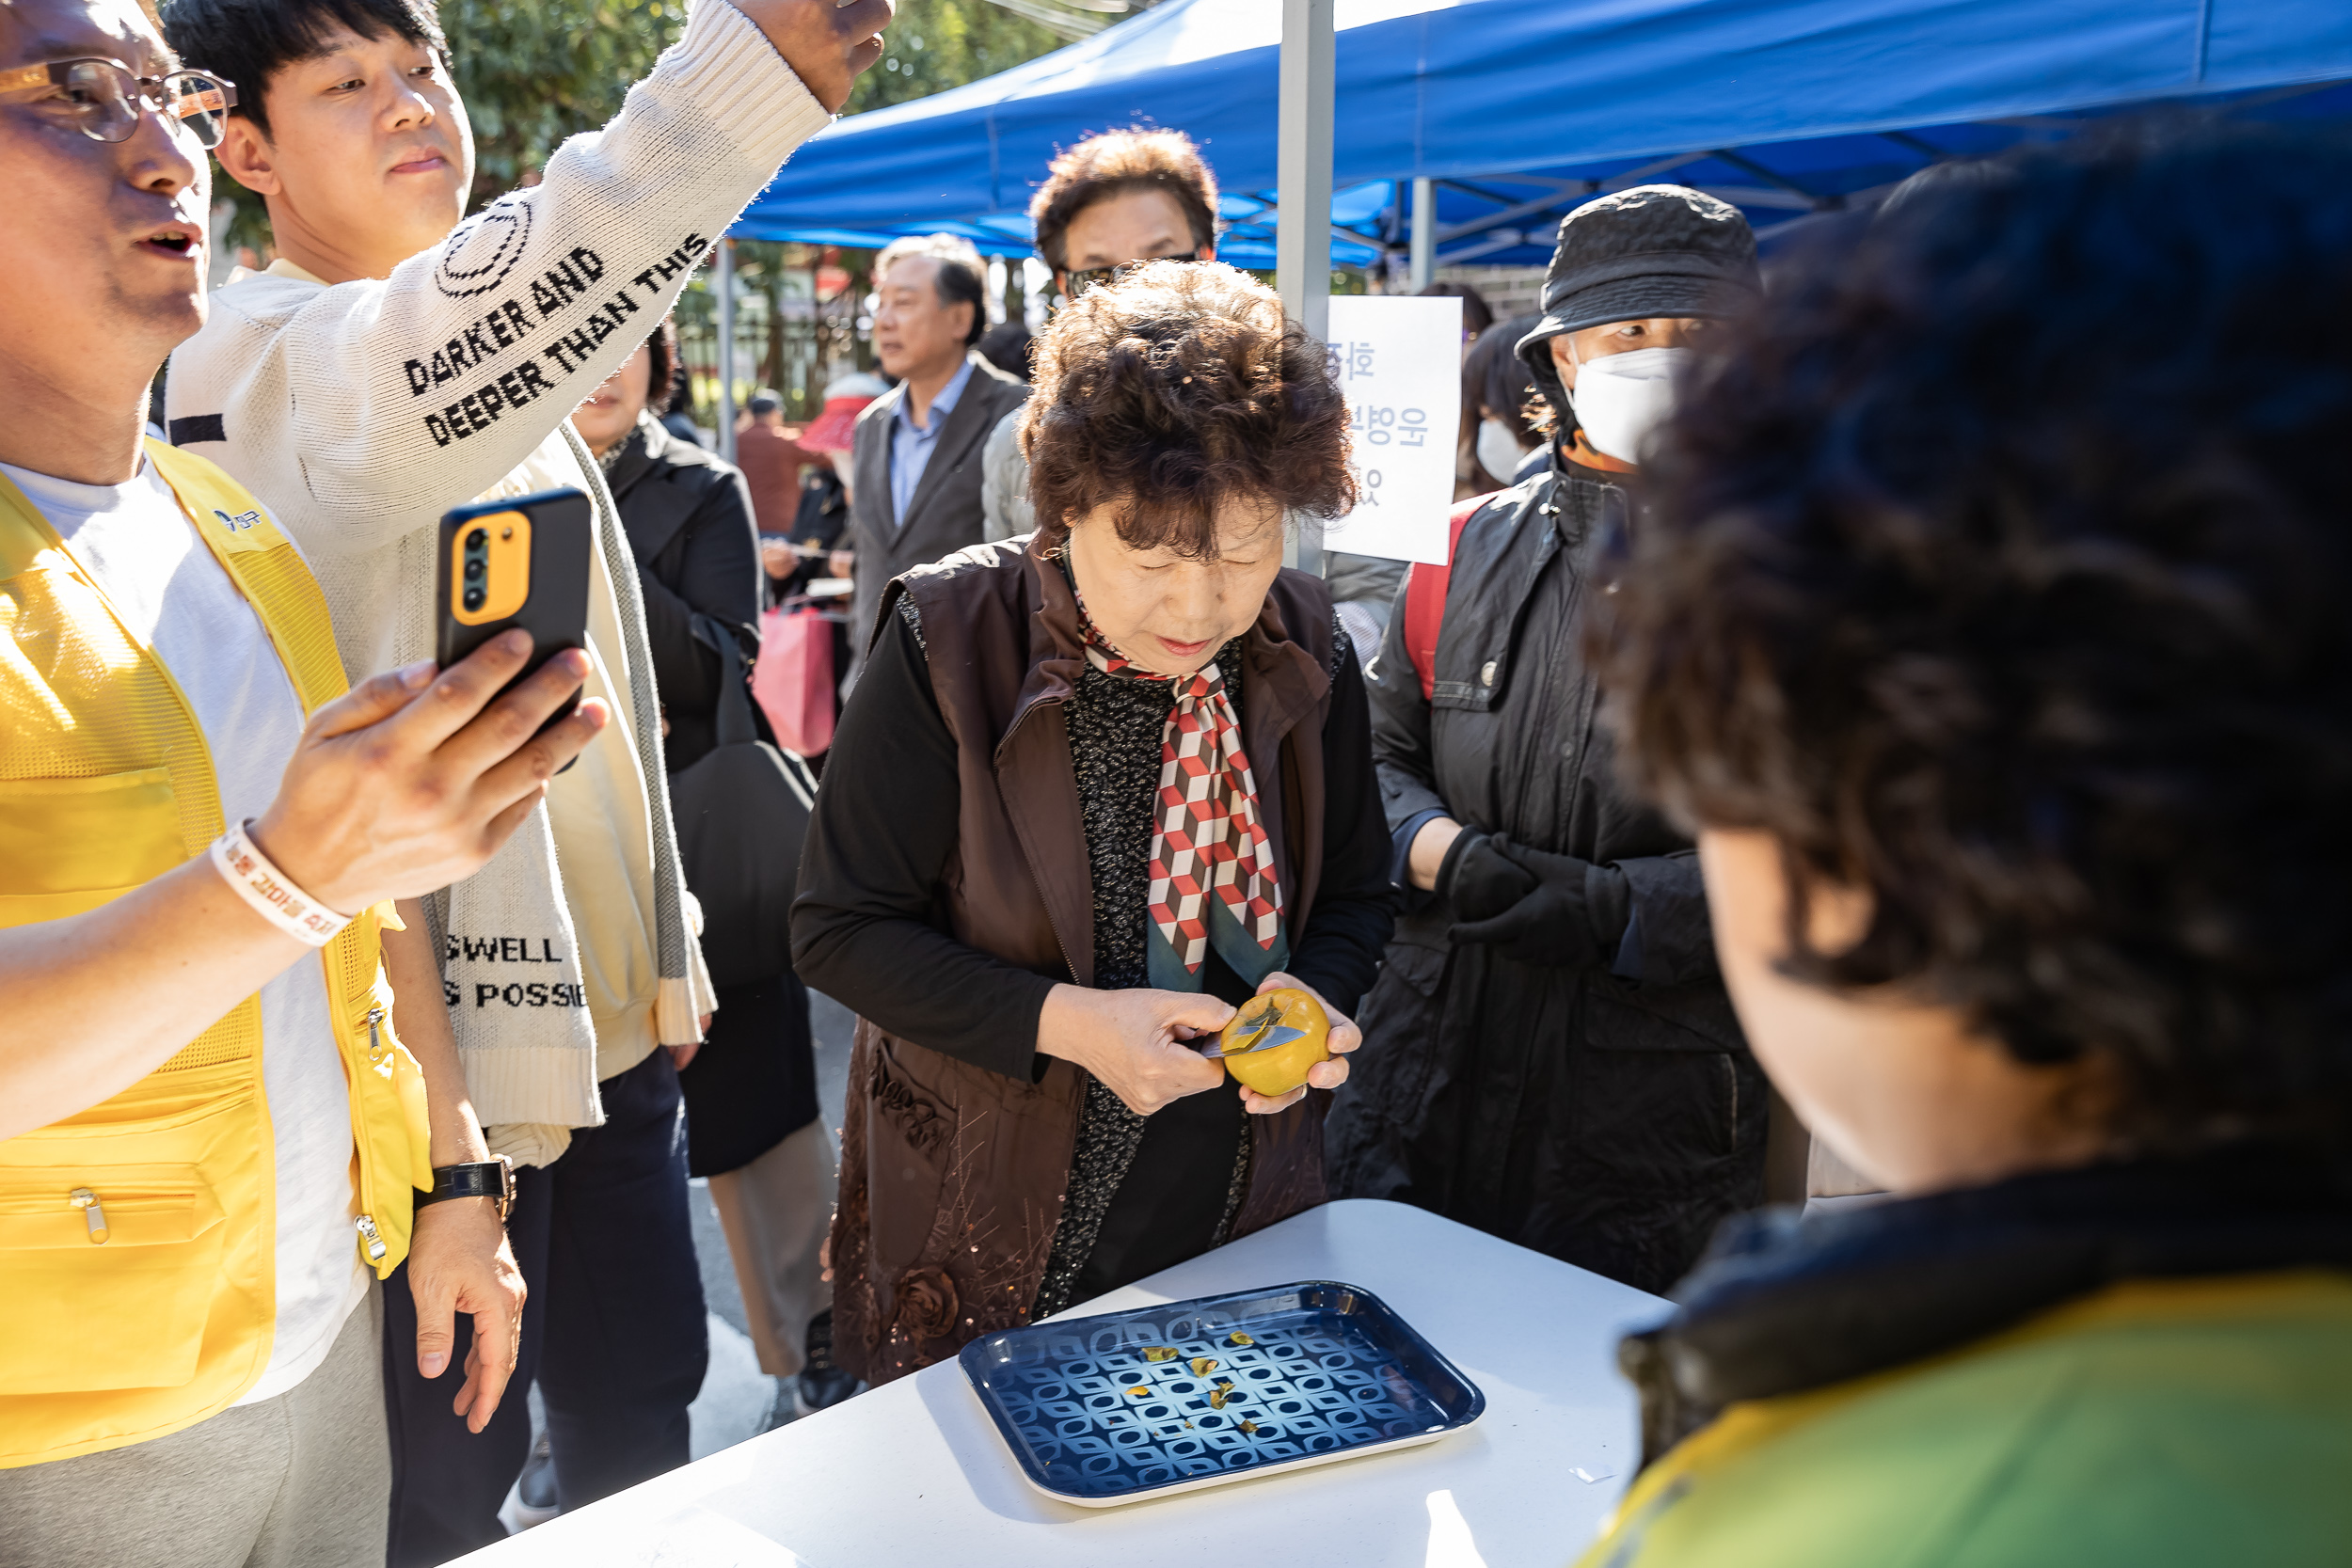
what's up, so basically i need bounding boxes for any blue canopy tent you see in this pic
[729,0,2352,269]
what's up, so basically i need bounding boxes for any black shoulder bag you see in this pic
[669,613,820,989]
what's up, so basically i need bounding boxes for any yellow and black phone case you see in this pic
[434,486,593,724]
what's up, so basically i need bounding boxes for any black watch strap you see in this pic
[420,1157,513,1221]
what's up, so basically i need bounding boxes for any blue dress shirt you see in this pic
[888,356,976,528]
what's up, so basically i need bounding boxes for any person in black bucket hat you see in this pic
[1518,183,1759,465]
[1327,186,1771,1295]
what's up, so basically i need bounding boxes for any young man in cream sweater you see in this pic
[161,0,885,1552]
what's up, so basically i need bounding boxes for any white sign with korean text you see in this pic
[1321,294,1463,565]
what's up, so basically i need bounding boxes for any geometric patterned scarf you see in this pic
[1078,618,1291,994]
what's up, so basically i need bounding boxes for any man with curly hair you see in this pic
[1577,125,2352,1567]
[978,128,1220,545]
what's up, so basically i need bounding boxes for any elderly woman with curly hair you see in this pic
[791,261,1395,1381]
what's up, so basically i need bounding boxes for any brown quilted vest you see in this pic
[829,538,1339,1384]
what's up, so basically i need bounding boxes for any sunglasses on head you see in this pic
[1062,252,1203,299]
[0,57,239,150]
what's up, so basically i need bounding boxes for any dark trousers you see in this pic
[383,1050,708,1568]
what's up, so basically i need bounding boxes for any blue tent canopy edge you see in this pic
[729,0,2352,270]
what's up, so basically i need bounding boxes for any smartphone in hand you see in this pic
[435,487,593,726]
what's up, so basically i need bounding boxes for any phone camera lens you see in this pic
[459,528,492,610]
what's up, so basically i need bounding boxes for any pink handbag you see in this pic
[753,600,836,756]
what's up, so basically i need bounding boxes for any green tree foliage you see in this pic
[845,0,1065,117]
[448,0,1073,200]
[444,0,685,208]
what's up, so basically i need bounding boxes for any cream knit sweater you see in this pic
[167,0,827,1161]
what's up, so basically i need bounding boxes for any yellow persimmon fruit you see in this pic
[1217,986,1331,1097]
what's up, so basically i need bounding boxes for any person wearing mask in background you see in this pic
[573,319,853,1428]
[1327,187,1772,1297]
[793,261,1393,1383]
[156,0,889,1551]
[1463,309,1544,488]
[842,233,1025,680]
[0,3,604,1555]
[734,388,808,539]
[1577,125,2352,1568]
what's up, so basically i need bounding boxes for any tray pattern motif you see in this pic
[961,1282,1481,1504]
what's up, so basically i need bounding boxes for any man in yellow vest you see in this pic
[154,0,890,1546]
[0,2,607,1561]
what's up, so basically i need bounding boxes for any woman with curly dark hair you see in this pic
[791,261,1394,1382]
[1575,124,2352,1567]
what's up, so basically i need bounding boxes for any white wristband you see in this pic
[210,820,352,947]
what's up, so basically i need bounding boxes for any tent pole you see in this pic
[1277,0,1333,575]
[1409,176,1436,291]
[716,237,738,463]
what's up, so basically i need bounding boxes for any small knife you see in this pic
[1198,1022,1311,1059]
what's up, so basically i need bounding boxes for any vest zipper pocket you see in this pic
[0,1176,225,1393]
[68,1186,108,1243]
[365,1005,388,1064]
[0,1185,197,1231]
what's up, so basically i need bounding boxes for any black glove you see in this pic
[1448,837,1606,969]
[1436,829,1537,922]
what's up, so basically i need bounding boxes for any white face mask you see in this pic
[1565,344,1692,464]
[1476,417,1533,483]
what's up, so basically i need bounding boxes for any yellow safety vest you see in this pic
[0,440,431,1467]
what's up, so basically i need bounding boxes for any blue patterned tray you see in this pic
[958,1279,1486,1507]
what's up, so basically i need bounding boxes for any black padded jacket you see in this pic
[1326,452,1769,1295]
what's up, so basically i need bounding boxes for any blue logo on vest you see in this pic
[213,507,262,533]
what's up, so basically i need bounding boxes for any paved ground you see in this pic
[505,990,858,1525]
[683,990,856,1451]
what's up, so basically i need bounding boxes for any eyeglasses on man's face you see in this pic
[0,57,239,150]
[1062,252,1203,299]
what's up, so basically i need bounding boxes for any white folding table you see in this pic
[453,1198,1668,1568]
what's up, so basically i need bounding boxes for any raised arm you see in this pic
[169,0,886,550]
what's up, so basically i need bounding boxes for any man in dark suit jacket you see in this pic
[845,235,1029,680]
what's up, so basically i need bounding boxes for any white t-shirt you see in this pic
[2,457,368,1405]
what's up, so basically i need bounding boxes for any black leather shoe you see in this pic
[793,1363,861,1417]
